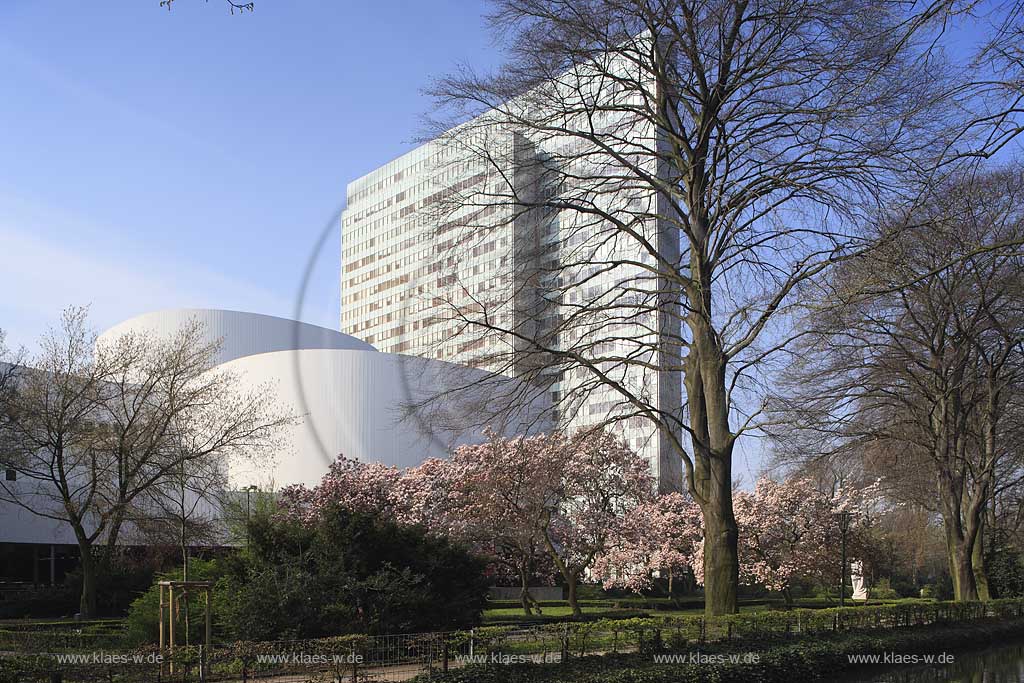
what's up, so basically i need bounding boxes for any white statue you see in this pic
[850,560,869,600]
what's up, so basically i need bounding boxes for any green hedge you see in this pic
[4,598,1024,683]
[415,617,1024,682]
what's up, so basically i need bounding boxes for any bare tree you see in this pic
[137,454,229,580]
[0,329,22,430]
[770,167,1024,601]
[416,0,992,615]
[0,309,291,617]
[0,310,112,617]
[90,319,288,559]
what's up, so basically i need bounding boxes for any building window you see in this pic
[4,469,15,482]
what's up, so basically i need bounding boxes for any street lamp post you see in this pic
[244,485,258,548]
[835,511,853,608]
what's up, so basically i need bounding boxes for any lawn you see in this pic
[483,598,784,624]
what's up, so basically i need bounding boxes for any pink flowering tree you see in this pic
[592,492,703,594]
[395,457,463,532]
[277,455,407,524]
[444,433,562,615]
[275,431,657,618]
[278,445,557,617]
[692,476,874,605]
[443,429,655,617]
[539,429,655,617]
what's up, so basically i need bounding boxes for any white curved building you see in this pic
[98,308,375,366]
[220,347,540,487]
[97,309,547,488]
[0,309,548,565]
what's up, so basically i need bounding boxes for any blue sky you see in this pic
[0,1,1011,484]
[0,0,1004,351]
[0,0,499,350]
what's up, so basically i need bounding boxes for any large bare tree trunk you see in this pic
[700,499,739,615]
[940,478,979,602]
[686,314,740,616]
[949,541,979,602]
[973,527,990,601]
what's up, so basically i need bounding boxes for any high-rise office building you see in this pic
[341,52,683,492]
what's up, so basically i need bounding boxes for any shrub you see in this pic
[220,564,323,641]
[225,504,490,638]
[123,558,226,646]
[986,531,1024,599]
[411,618,1024,683]
[869,578,899,600]
[0,587,77,619]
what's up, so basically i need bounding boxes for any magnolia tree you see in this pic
[592,493,702,594]
[278,456,410,525]
[278,455,475,535]
[280,429,653,618]
[539,430,655,617]
[441,430,655,616]
[692,477,875,605]
[442,434,561,615]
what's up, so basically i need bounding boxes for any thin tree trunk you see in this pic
[78,544,98,618]
[565,574,581,618]
[518,564,534,616]
[540,519,584,618]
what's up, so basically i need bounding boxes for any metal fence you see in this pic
[3,598,1024,682]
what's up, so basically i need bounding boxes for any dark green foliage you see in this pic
[222,504,489,639]
[986,530,1024,599]
[0,620,126,653]
[123,506,489,643]
[63,555,160,617]
[123,558,225,646]
[0,587,77,619]
[218,564,323,641]
[868,578,900,600]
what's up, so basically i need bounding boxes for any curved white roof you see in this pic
[95,308,549,487]
[220,348,547,487]
[98,308,375,366]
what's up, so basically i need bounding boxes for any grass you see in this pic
[482,596,908,624]
[482,603,770,622]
